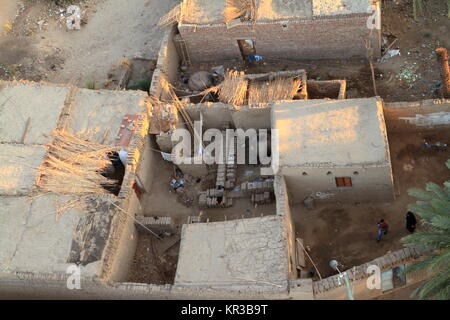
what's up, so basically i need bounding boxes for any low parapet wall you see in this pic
[184,102,271,130]
[100,112,151,283]
[274,174,297,280]
[150,25,181,100]
[313,246,430,300]
[307,80,346,100]
[0,272,293,299]
[383,99,450,132]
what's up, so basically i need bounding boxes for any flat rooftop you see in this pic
[1,194,89,275]
[0,81,147,146]
[174,215,289,287]
[0,81,147,277]
[180,0,370,25]
[272,98,390,168]
[312,0,371,16]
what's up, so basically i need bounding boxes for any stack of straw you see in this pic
[37,130,117,195]
[248,77,302,106]
[205,70,248,106]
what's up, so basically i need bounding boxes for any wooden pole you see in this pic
[369,60,379,96]
[436,48,450,99]
[364,32,379,97]
[20,117,31,144]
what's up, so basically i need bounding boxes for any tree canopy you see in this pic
[401,160,450,300]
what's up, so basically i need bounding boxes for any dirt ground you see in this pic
[2,0,447,99]
[129,149,277,283]
[294,128,450,279]
[0,0,178,85]
[140,153,198,226]
[141,152,277,225]
[128,232,180,285]
[0,0,19,28]
[127,153,190,284]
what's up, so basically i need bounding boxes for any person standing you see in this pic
[406,211,417,233]
[376,219,389,242]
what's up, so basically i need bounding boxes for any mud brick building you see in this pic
[175,0,381,63]
[272,97,395,204]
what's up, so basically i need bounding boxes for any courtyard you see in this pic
[293,128,450,278]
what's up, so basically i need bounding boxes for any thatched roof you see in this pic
[202,70,304,107]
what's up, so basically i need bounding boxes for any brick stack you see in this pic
[241,179,274,196]
[216,164,226,189]
[251,191,272,205]
[187,216,202,224]
[198,189,233,208]
[224,133,237,189]
[135,216,175,235]
[198,128,237,208]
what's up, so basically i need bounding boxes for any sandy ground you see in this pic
[294,129,450,279]
[0,0,18,28]
[0,0,179,84]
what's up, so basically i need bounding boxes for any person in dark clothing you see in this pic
[406,211,417,233]
[376,219,389,242]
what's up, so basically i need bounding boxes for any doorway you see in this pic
[237,39,256,62]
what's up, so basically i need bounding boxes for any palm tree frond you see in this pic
[408,188,434,201]
[426,182,449,201]
[403,160,450,300]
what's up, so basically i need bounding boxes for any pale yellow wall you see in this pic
[283,165,395,205]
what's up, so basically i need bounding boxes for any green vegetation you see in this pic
[412,0,450,19]
[401,160,450,300]
[0,64,20,78]
[85,80,96,90]
[127,79,152,92]
[413,0,424,20]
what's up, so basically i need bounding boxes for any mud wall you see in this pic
[184,103,271,130]
[0,272,293,299]
[307,80,346,100]
[283,165,395,205]
[105,194,139,283]
[0,245,429,300]
[232,107,272,130]
[99,113,150,283]
[313,246,430,300]
[184,103,234,129]
[383,99,450,133]
[178,14,380,62]
[274,175,297,280]
[135,134,157,192]
[150,26,181,100]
